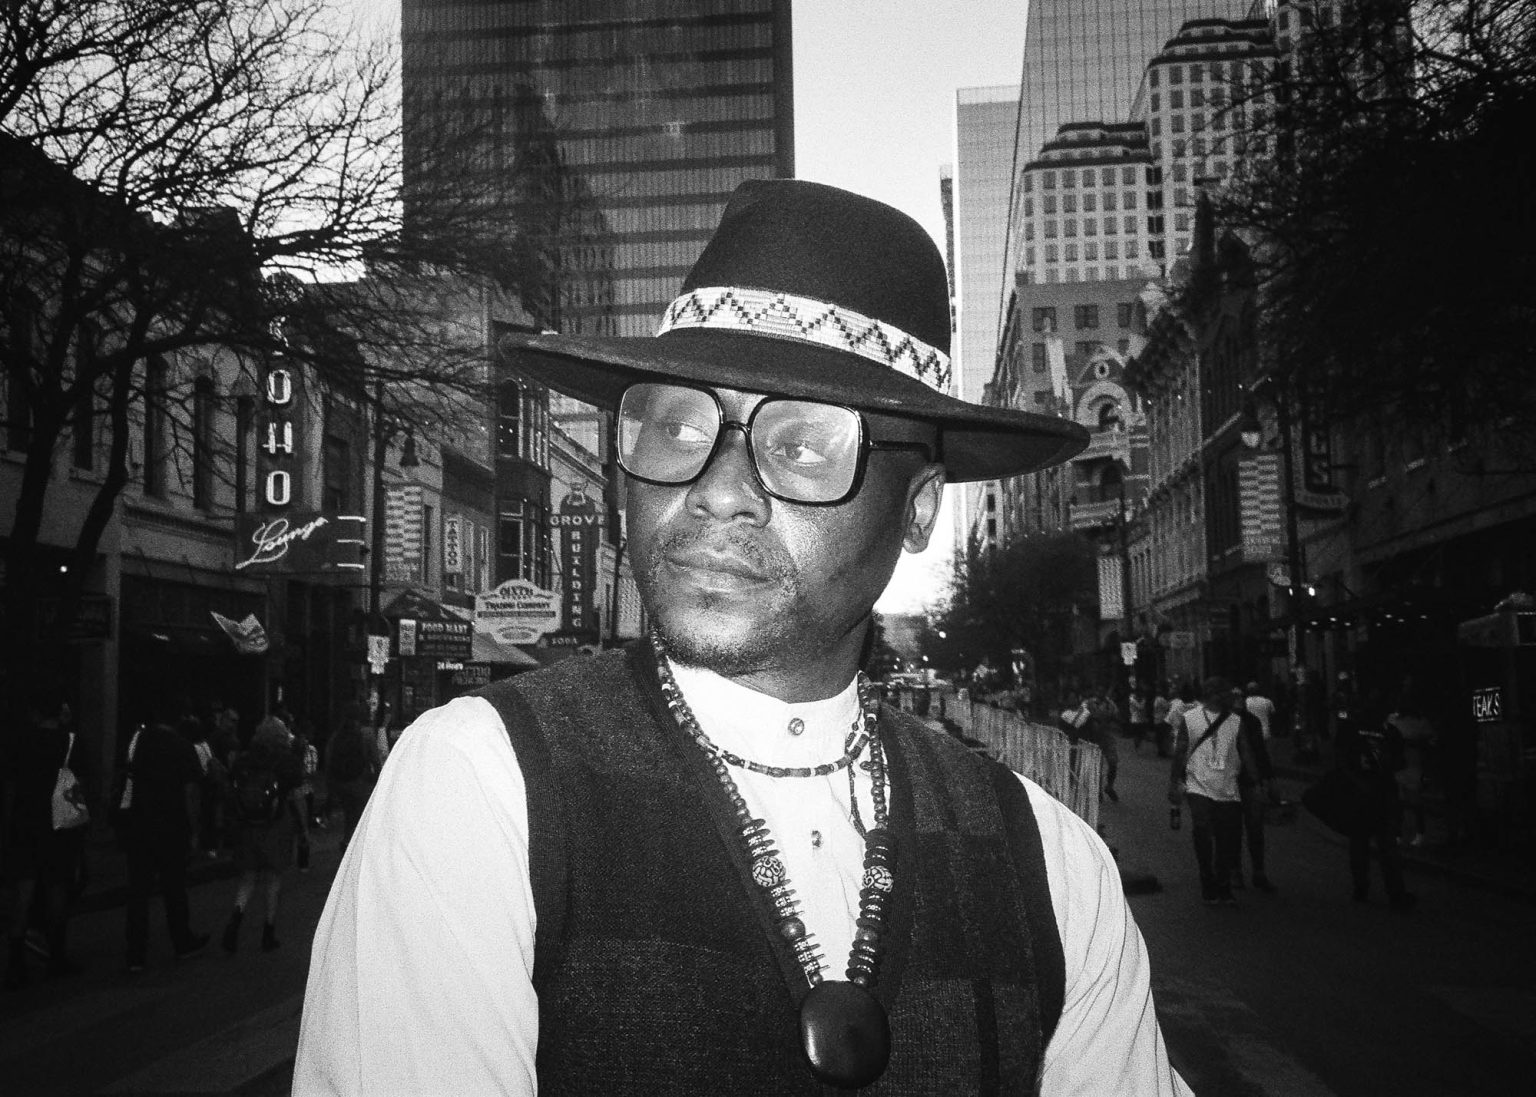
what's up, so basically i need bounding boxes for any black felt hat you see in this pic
[498,179,1088,482]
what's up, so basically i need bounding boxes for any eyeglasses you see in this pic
[615,382,935,506]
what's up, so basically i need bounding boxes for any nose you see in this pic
[685,422,770,523]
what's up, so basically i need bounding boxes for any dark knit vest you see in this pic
[477,646,1064,1095]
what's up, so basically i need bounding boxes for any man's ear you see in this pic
[902,464,946,554]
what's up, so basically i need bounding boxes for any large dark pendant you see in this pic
[799,979,892,1089]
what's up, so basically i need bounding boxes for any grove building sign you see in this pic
[474,579,560,645]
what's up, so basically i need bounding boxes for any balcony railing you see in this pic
[1069,498,1121,530]
[1074,427,1131,464]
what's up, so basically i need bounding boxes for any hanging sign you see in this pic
[475,579,560,645]
[233,511,365,574]
[555,483,604,637]
[443,515,463,577]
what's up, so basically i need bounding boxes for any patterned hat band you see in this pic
[657,287,952,394]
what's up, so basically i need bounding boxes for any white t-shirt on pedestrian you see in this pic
[1182,706,1244,802]
[1244,694,1276,740]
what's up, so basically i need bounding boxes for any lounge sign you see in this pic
[475,579,560,645]
[234,510,366,574]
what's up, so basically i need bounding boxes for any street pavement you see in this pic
[3,742,1534,1096]
[1106,742,1536,1097]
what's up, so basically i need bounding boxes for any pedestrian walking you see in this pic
[1087,689,1121,802]
[322,707,378,855]
[1337,691,1416,911]
[119,720,212,973]
[222,719,309,952]
[1168,677,1277,905]
[1233,684,1279,892]
[1129,688,1152,753]
[1152,687,1172,758]
[296,179,1191,1095]
[2,692,90,987]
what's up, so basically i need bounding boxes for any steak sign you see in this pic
[475,580,560,645]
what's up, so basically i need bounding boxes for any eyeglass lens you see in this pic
[617,383,863,504]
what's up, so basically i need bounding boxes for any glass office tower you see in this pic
[401,0,795,337]
[1003,0,1253,287]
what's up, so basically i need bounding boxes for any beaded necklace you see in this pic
[651,633,896,1089]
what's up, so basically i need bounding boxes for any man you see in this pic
[1235,681,1279,891]
[296,181,1190,1094]
[1337,691,1415,910]
[1169,677,1277,905]
[119,720,211,972]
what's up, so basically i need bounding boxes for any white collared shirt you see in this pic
[295,668,1191,1097]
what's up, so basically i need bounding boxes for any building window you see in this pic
[1032,307,1058,333]
[1063,170,1075,189]
[1122,166,1136,185]
[1101,167,1114,185]
[1045,244,1059,263]
[1169,65,1183,85]
[1124,215,1137,234]
[1118,303,1134,328]
[1043,170,1056,189]
[1023,198,1033,217]
[1064,244,1078,262]
[1126,240,1140,259]
[72,326,98,471]
[498,381,522,459]
[1084,219,1097,237]
[1106,240,1119,260]
[1103,216,1116,235]
[1063,193,1077,213]
[1064,219,1077,237]
[1045,219,1058,239]
[1085,242,1099,260]
[1074,304,1100,329]
[1076,341,1097,360]
[5,293,39,452]
[1171,90,1184,109]
[1124,191,1137,209]
[143,356,169,497]
[1151,93,1161,111]
[1083,193,1097,212]
[1103,191,1117,211]
[1044,195,1057,214]
[322,431,351,513]
[1080,169,1094,187]
[1032,343,1048,372]
[193,375,215,508]
[1173,162,1188,182]
[235,395,253,514]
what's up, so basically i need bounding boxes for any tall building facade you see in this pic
[953,85,1026,549]
[401,0,795,338]
[1004,0,1254,286]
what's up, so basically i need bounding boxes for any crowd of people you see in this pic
[0,693,383,990]
[1037,673,1443,912]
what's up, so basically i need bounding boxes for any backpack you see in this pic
[230,756,284,825]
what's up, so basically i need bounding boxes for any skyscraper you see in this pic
[953,86,1025,549]
[1003,0,1253,291]
[401,0,795,337]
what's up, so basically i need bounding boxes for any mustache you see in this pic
[650,524,795,583]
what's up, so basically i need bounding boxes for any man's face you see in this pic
[626,386,942,693]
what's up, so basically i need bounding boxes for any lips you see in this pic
[664,545,774,584]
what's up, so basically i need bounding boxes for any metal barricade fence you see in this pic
[961,701,1103,831]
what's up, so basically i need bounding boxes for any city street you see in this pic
[2,746,1533,1096]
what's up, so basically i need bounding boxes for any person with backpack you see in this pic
[222,718,308,952]
[1167,676,1277,905]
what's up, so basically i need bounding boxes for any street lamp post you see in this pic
[1242,392,1314,760]
[365,380,419,733]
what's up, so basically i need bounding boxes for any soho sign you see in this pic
[263,364,296,508]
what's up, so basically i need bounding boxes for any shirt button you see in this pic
[788,717,805,737]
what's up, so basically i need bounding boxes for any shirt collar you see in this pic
[668,661,862,766]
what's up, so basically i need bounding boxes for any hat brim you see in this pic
[499,329,1087,483]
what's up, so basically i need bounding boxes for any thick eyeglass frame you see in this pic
[614,381,938,507]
